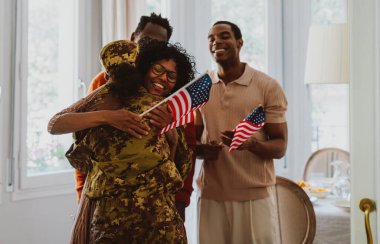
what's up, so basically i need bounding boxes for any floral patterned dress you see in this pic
[50,84,192,243]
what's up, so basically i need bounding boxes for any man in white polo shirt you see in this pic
[195,21,288,244]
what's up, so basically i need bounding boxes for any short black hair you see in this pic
[136,39,196,93]
[213,21,242,40]
[134,13,173,40]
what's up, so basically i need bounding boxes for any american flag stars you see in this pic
[245,106,265,125]
[187,75,212,107]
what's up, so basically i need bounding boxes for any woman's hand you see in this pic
[145,104,173,129]
[106,109,151,138]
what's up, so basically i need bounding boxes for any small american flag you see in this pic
[159,73,212,134]
[229,106,266,152]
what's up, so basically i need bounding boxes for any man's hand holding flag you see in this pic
[221,106,266,152]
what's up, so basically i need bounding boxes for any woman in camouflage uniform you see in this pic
[48,40,196,243]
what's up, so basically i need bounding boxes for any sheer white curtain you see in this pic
[101,0,146,45]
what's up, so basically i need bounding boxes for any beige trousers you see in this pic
[198,192,280,244]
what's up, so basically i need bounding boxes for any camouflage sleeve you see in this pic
[174,126,193,180]
[65,132,94,173]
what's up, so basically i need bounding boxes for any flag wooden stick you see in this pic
[140,72,207,116]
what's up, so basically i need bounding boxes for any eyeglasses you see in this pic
[151,63,177,83]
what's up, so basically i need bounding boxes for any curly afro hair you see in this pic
[136,39,197,94]
[135,13,173,40]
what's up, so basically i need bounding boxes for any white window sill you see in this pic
[12,183,75,201]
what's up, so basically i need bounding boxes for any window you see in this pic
[12,0,102,197]
[146,0,164,14]
[211,0,268,72]
[309,0,349,151]
[309,85,349,150]
[14,0,77,191]
[312,0,347,24]
[26,0,75,176]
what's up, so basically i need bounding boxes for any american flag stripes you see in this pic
[159,74,212,134]
[229,106,266,152]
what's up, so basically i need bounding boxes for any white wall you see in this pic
[0,194,77,244]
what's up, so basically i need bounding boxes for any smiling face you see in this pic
[143,59,177,96]
[208,24,243,65]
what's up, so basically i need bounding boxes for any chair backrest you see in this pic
[275,176,316,244]
[303,147,349,181]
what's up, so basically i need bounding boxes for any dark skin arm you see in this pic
[144,103,173,129]
[221,122,288,159]
[49,105,173,138]
[195,124,223,160]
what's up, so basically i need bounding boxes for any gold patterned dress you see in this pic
[50,84,192,243]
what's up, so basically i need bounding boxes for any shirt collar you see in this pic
[208,63,255,86]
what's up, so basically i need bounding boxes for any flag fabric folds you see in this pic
[229,106,266,152]
[159,73,212,134]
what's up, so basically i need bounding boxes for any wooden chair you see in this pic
[303,147,349,181]
[275,176,316,244]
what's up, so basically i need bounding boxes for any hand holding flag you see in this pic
[228,106,266,152]
[141,73,212,134]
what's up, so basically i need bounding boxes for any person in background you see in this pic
[77,13,196,220]
[48,39,196,243]
[195,21,288,243]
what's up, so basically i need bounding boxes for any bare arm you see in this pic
[47,89,151,138]
[165,128,179,161]
[48,110,109,135]
[195,110,222,160]
[48,109,150,138]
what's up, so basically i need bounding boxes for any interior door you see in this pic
[350,0,380,243]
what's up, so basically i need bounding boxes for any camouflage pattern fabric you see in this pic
[90,192,186,243]
[100,40,139,75]
[66,85,192,243]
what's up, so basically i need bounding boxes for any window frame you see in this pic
[0,0,9,204]
[267,0,288,174]
[10,0,77,197]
